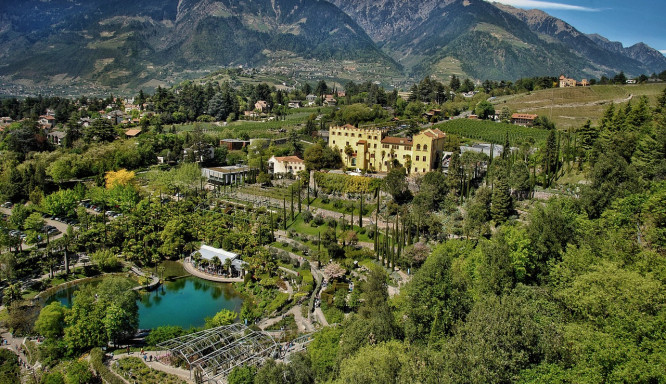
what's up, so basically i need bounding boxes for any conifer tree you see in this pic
[491,177,512,224]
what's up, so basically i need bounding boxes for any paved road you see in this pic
[0,207,72,249]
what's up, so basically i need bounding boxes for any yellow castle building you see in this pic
[328,124,447,173]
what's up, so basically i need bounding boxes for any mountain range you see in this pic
[0,0,664,91]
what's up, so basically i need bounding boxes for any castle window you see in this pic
[416,144,421,150]
[351,133,355,137]
[416,156,420,161]
[374,144,377,148]
[332,140,336,144]
[423,144,428,151]
[423,156,427,163]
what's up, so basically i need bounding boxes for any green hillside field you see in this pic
[492,83,666,129]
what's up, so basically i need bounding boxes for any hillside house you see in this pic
[511,113,538,126]
[306,94,317,106]
[288,100,302,108]
[323,95,337,107]
[559,75,589,87]
[268,155,305,176]
[38,115,55,129]
[220,139,250,150]
[47,131,66,146]
[124,128,142,138]
[255,100,269,113]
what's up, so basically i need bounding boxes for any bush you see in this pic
[0,349,20,384]
[332,199,343,209]
[320,195,330,204]
[366,225,376,239]
[313,214,325,226]
[327,218,338,228]
[90,348,125,384]
[146,326,185,346]
[302,210,313,223]
[113,357,186,384]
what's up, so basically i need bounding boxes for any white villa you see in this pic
[267,155,305,176]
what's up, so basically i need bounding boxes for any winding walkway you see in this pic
[109,351,194,383]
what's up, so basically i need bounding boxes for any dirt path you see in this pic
[258,305,314,333]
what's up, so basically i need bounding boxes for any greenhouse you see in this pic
[158,323,279,384]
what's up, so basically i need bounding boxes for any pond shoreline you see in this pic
[181,261,244,283]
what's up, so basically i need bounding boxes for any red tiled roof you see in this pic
[381,137,412,145]
[512,113,538,120]
[274,156,304,163]
[125,128,142,137]
[431,128,446,138]
[341,124,356,129]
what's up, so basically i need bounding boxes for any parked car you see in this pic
[1,202,12,208]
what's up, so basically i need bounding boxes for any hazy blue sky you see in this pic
[488,0,666,55]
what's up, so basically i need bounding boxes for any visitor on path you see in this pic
[127,346,130,355]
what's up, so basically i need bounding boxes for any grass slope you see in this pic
[492,83,666,128]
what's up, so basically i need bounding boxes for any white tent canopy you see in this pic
[197,245,238,262]
[194,245,246,271]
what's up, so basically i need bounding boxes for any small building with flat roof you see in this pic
[202,165,252,185]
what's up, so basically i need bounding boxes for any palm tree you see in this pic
[224,258,232,276]
[211,256,222,275]
[192,251,202,267]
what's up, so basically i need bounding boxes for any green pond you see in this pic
[46,261,243,329]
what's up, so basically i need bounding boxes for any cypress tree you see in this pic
[544,129,557,187]
[283,197,287,230]
[491,177,512,224]
[290,186,294,221]
[359,193,363,228]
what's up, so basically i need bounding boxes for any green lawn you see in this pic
[284,215,374,244]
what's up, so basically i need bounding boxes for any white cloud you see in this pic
[489,0,599,11]
[660,50,666,55]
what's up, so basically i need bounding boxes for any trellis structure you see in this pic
[158,323,279,384]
